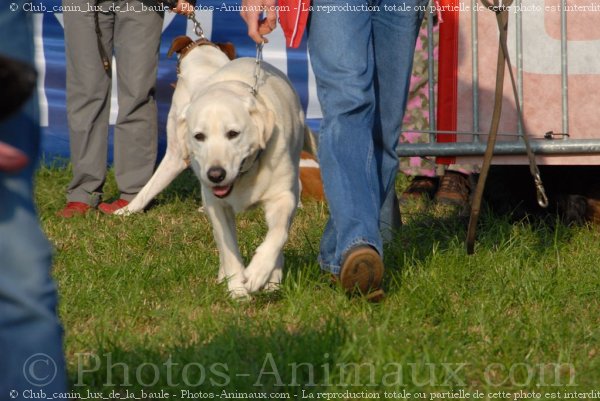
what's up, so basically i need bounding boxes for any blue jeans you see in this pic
[0,4,68,398]
[308,0,426,274]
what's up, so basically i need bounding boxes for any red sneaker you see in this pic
[98,198,129,215]
[57,202,91,218]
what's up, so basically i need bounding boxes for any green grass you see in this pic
[35,165,600,399]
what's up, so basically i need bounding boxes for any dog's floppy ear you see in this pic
[215,42,236,60]
[251,102,275,149]
[168,36,194,58]
[178,103,191,124]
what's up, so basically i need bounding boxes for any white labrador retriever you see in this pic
[185,61,305,297]
[117,38,306,298]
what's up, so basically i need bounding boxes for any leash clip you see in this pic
[534,173,549,208]
[251,42,264,97]
[188,13,205,39]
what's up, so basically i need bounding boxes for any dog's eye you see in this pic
[194,132,206,142]
[226,130,240,140]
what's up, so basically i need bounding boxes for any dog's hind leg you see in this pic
[120,153,188,215]
[244,190,297,293]
[204,197,248,298]
[116,113,188,215]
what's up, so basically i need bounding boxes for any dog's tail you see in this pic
[299,126,325,203]
[303,125,319,156]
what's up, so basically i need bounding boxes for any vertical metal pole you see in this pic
[560,0,569,138]
[427,1,437,143]
[471,0,480,143]
[516,0,524,136]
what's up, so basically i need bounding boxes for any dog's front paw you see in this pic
[244,264,274,293]
[217,267,226,283]
[263,281,280,292]
[228,278,250,299]
[262,267,283,292]
[229,286,250,299]
[113,206,132,216]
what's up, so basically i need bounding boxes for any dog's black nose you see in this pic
[207,166,226,183]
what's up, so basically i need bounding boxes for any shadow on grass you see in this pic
[70,320,348,394]
[385,200,577,287]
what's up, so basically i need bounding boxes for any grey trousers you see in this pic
[63,0,163,205]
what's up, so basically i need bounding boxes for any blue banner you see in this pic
[31,1,322,162]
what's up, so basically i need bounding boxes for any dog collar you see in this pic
[177,39,218,60]
[167,36,225,75]
[174,39,220,75]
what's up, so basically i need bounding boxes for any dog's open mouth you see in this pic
[212,184,233,198]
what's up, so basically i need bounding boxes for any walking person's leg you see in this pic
[0,4,68,395]
[308,1,384,293]
[373,0,426,239]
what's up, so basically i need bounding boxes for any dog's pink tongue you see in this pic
[213,185,231,198]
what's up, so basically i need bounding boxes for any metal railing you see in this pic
[397,0,600,158]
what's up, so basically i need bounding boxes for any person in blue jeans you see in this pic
[0,3,68,397]
[242,0,426,298]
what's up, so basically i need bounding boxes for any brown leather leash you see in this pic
[93,3,208,74]
[94,0,111,73]
[466,0,549,254]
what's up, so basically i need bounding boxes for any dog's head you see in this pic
[183,83,275,199]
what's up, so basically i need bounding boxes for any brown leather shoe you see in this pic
[57,202,91,218]
[401,176,438,202]
[98,198,129,215]
[586,198,600,225]
[339,245,384,296]
[435,171,471,208]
